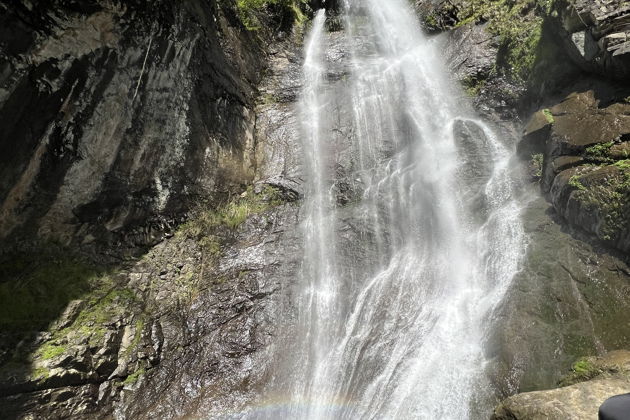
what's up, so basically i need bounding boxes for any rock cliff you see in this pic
[427,0,630,418]
[1,0,630,418]
[0,0,266,248]
[0,0,313,418]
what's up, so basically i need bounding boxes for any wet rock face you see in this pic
[0,191,303,419]
[0,0,263,248]
[489,192,630,398]
[0,8,307,416]
[443,22,526,121]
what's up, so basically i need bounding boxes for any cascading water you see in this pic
[247,1,525,418]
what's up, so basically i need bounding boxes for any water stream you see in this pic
[248,1,525,418]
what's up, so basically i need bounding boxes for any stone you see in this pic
[518,87,630,253]
[493,378,630,420]
[493,351,630,420]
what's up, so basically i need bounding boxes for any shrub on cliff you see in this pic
[236,0,308,30]
[423,0,569,82]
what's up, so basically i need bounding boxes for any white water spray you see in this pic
[249,1,526,418]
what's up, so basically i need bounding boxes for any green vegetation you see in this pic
[573,358,596,374]
[613,159,630,170]
[568,174,586,191]
[258,92,278,105]
[123,367,146,385]
[0,252,104,332]
[0,246,147,387]
[31,367,50,381]
[422,12,440,31]
[584,141,614,163]
[124,318,145,357]
[68,285,137,347]
[235,0,308,31]
[603,164,630,240]
[450,0,562,81]
[559,357,602,386]
[462,76,486,97]
[531,153,544,178]
[542,108,554,124]
[572,164,630,241]
[180,185,283,238]
[28,283,139,366]
[37,343,67,360]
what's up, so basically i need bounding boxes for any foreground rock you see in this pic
[493,351,630,419]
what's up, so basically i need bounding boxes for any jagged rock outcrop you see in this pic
[519,86,630,253]
[562,0,630,79]
[0,186,303,419]
[429,0,630,253]
[0,0,266,248]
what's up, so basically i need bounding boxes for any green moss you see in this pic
[613,159,630,170]
[462,76,486,97]
[559,357,602,386]
[584,141,614,163]
[123,367,146,385]
[574,165,630,241]
[424,13,438,27]
[125,318,145,357]
[258,92,277,105]
[31,367,50,381]
[531,153,544,177]
[542,108,554,124]
[0,254,103,332]
[37,343,66,360]
[199,236,221,255]
[79,287,136,347]
[573,358,595,374]
[454,14,477,28]
[236,0,308,31]
[179,185,284,239]
[45,285,137,357]
[568,175,586,191]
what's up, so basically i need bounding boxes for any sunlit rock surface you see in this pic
[493,351,630,420]
[0,0,263,247]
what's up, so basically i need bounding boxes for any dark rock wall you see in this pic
[0,0,264,249]
[0,0,315,417]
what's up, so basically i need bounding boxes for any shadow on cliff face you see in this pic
[0,248,123,402]
[0,241,160,420]
[0,184,301,419]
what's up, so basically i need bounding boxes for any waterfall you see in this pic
[247,1,526,418]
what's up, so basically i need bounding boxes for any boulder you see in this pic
[493,351,630,420]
